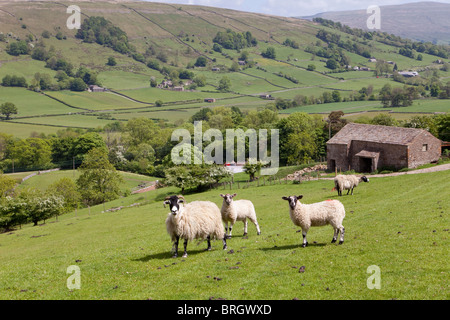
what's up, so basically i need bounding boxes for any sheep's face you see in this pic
[164,195,185,215]
[220,193,237,205]
[282,195,303,210]
[362,176,369,183]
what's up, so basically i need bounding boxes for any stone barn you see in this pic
[326,123,442,173]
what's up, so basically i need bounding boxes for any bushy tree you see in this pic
[0,196,27,231]
[46,177,81,213]
[218,76,231,92]
[0,174,16,198]
[243,161,262,181]
[0,102,18,120]
[165,164,230,193]
[262,47,276,59]
[17,188,64,226]
[76,148,123,206]
[277,112,325,165]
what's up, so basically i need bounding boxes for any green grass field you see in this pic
[16,169,157,194]
[0,170,448,300]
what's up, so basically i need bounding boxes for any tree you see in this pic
[164,164,230,193]
[0,102,18,120]
[277,112,325,165]
[326,59,338,70]
[218,76,231,92]
[307,64,316,71]
[243,161,262,181]
[326,111,347,138]
[0,196,27,231]
[76,148,123,206]
[125,117,161,147]
[194,56,207,67]
[47,177,81,213]
[262,47,276,59]
[193,75,206,87]
[0,174,16,198]
[9,138,53,170]
[332,90,342,102]
[6,40,29,56]
[107,56,117,66]
[17,188,64,226]
[370,114,399,126]
[70,78,87,91]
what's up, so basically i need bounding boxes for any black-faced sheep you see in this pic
[164,195,227,258]
[334,175,369,196]
[220,193,261,238]
[282,195,346,247]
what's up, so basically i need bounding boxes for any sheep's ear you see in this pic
[232,193,237,198]
[220,194,225,198]
[282,196,289,201]
[297,195,303,200]
[163,200,170,208]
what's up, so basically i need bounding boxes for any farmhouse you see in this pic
[204,98,216,103]
[326,123,442,172]
[88,85,106,92]
[398,71,419,77]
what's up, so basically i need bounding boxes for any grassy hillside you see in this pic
[15,169,157,193]
[301,2,450,45]
[0,170,448,300]
[0,0,449,137]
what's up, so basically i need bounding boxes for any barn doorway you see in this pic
[329,159,336,172]
[359,157,373,173]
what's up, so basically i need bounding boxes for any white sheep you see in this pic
[164,195,227,258]
[334,174,369,196]
[220,193,261,238]
[282,195,346,247]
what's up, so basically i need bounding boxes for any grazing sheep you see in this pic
[220,193,261,238]
[282,195,346,247]
[164,195,227,258]
[334,175,369,196]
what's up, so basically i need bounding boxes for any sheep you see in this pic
[164,195,227,258]
[334,175,369,196]
[281,195,346,247]
[220,193,261,239]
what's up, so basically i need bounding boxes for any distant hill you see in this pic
[0,0,449,138]
[300,1,450,45]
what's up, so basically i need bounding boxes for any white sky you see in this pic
[143,0,450,16]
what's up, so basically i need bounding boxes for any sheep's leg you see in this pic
[173,236,180,258]
[206,235,212,251]
[228,222,234,239]
[182,239,188,258]
[301,230,308,248]
[350,187,354,195]
[243,218,248,236]
[332,228,339,243]
[224,222,228,237]
[222,236,227,250]
[249,217,261,235]
[339,226,345,245]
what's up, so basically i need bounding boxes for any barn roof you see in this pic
[327,123,430,146]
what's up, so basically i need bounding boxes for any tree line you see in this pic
[1,107,448,231]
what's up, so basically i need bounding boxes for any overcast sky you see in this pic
[144,0,450,16]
